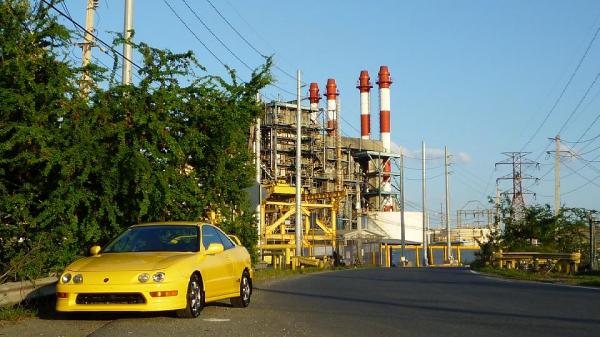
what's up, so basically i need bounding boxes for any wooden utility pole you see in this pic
[81,0,98,92]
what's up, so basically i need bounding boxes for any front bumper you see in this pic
[56,279,189,312]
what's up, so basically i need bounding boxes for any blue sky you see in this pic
[58,0,600,224]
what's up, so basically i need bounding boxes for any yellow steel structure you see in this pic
[259,183,345,267]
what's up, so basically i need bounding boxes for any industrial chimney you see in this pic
[377,66,393,211]
[377,66,392,152]
[309,82,320,124]
[357,70,372,140]
[325,79,338,136]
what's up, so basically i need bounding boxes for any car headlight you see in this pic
[152,272,165,282]
[61,273,72,284]
[138,273,150,283]
[73,274,83,284]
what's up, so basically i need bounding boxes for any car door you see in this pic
[214,227,238,293]
[200,225,232,298]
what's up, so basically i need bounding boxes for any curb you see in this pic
[0,277,58,307]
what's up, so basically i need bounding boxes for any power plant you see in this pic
[250,66,482,268]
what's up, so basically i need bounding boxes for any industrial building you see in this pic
[250,66,481,267]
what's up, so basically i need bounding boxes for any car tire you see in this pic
[176,273,204,318]
[230,271,252,308]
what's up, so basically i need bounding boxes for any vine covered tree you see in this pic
[0,0,270,281]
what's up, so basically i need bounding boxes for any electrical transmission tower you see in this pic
[495,152,539,219]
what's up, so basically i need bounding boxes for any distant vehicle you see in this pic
[56,222,252,318]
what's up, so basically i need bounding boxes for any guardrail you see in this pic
[492,251,581,274]
[0,277,57,307]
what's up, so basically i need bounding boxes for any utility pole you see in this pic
[422,141,429,267]
[495,183,501,225]
[81,0,98,92]
[547,136,570,216]
[295,70,303,257]
[122,0,134,84]
[445,146,452,263]
[589,212,598,271]
[554,135,560,215]
[336,96,342,191]
[400,153,406,265]
[255,93,262,256]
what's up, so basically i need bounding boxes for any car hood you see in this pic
[67,252,199,272]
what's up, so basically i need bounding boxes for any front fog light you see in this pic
[152,272,165,282]
[61,273,72,284]
[138,273,150,283]
[73,274,83,284]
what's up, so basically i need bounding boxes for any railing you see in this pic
[380,244,480,267]
[492,251,581,274]
[0,276,57,307]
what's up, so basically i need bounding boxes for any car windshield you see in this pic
[103,225,200,253]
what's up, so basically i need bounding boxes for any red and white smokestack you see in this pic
[357,70,372,140]
[378,66,393,211]
[309,82,320,124]
[377,66,392,152]
[325,79,338,136]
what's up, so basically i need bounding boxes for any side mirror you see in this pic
[206,243,224,255]
[228,235,241,246]
[90,245,101,256]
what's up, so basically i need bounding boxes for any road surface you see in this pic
[1,267,599,337]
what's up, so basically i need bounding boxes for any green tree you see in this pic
[0,0,85,280]
[474,196,591,267]
[0,0,270,281]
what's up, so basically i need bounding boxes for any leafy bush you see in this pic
[0,0,270,281]
[472,196,591,269]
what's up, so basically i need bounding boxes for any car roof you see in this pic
[131,221,210,227]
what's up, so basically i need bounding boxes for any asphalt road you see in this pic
[1,268,599,337]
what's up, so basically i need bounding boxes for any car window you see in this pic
[201,225,222,250]
[103,225,199,253]
[215,228,235,250]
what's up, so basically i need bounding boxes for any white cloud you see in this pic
[457,152,472,163]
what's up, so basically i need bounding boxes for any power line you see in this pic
[453,170,490,198]
[563,161,600,189]
[204,0,265,58]
[164,1,295,96]
[579,143,600,156]
[162,0,227,69]
[203,0,301,84]
[557,70,600,135]
[405,172,444,181]
[561,173,600,196]
[562,132,600,144]
[402,153,445,161]
[403,163,445,171]
[181,0,253,72]
[339,116,360,135]
[42,0,142,71]
[521,24,600,151]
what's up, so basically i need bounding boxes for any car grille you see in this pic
[76,293,146,305]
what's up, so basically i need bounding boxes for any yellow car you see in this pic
[56,222,253,318]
